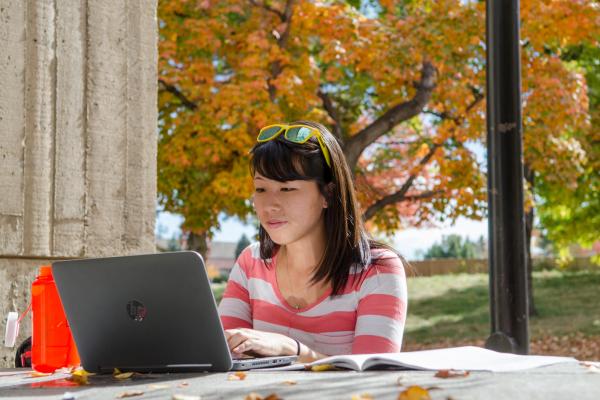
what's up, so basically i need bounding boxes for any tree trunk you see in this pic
[187,231,209,262]
[524,165,537,317]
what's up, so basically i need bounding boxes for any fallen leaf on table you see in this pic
[172,394,201,400]
[351,393,374,400]
[580,362,600,373]
[28,371,53,378]
[434,369,470,378]
[398,385,431,400]
[310,363,336,371]
[282,380,297,385]
[116,390,144,398]
[177,382,189,387]
[244,393,282,400]
[114,372,135,380]
[67,368,94,385]
[227,371,247,380]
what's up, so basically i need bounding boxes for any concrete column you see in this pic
[0,0,158,367]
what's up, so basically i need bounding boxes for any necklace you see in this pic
[284,247,301,310]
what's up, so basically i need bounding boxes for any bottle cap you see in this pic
[39,265,52,277]
[4,312,19,348]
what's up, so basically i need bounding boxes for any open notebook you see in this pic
[266,346,577,372]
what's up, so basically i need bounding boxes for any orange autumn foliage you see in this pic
[157,0,599,237]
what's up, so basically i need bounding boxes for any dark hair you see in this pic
[250,120,406,295]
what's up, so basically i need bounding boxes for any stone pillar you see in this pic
[0,0,157,367]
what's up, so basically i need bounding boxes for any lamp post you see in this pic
[485,0,529,354]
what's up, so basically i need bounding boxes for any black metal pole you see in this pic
[485,0,529,354]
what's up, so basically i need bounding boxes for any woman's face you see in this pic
[252,173,328,246]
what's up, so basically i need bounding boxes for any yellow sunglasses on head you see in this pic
[257,124,332,168]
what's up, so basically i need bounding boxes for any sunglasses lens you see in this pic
[258,126,282,141]
[286,127,312,142]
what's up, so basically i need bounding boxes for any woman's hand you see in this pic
[224,328,296,357]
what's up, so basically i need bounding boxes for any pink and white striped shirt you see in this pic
[217,242,408,355]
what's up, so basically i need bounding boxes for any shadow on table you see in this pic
[0,370,204,398]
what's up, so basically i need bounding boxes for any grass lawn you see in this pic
[404,269,600,344]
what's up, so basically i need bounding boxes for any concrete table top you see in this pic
[0,362,598,400]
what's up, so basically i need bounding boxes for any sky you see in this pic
[155,210,487,261]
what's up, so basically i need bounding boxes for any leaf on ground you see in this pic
[580,362,600,373]
[114,372,135,380]
[398,385,431,400]
[67,368,94,385]
[434,369,470,378]
[227,371,247,380]
[243,393,282,400]
[116,390,144,398]
[172,394,201,400]
[310,363,337,371]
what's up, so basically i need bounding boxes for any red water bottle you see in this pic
[31,265,80,372]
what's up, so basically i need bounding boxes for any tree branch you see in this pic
[248,0,285,21]
[343,61,438,170]
[362,189,443,221]
[265,0,295,102]
[360,90,483,222]
[362,142,441,221]
[404,190,445,201]
[424,88,483,124]
[359,83,483,223]
[317,89,344,141]
[278,0,295,46]
[158,79,197,111]
[386,139,422,146]
[423,109,449,119]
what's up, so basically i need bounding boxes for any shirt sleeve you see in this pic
[217,249,253,329]
[351,252,408,354]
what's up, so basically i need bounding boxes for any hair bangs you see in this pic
[250,139,327,182]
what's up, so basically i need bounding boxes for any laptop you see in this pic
[52,251,297,373]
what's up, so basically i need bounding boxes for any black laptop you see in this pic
[52,251,297,373]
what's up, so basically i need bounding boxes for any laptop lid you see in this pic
[52,251,234,373]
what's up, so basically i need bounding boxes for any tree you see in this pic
[422,234,477,260]
[521,37,600,314]
[235,233,251,259]
[536,43,600,266]
[157,0,599,261]
[167,235,182,251]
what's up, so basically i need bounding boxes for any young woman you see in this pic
[218,120,407,362]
